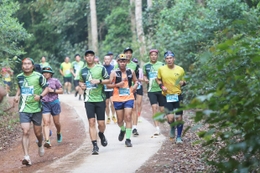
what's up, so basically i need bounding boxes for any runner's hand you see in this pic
[132,85,138,93]
[34,94,41,101]
[162,86,167,92]
[143,76,149,83]
[116,81,124,88]
[90,79,100,85]
[14,96,19,103]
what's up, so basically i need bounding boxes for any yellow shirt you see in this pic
[157,65,185,96]
[60,62,72,77]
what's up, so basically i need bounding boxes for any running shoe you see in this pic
[57,133,62,143]
[125,139,133,147]
[75,91,78,97]
[118,130,126,141]
[98,132,108,147]
[92,145,99,155]
[106,118,111,124]
[44,140,51,148]
[176,137,183,144]
[112,116,117,123]
[132,129,139,136]
[38,145,45,157]
[22,155,32,166]
[154,130,160,136]
[170,127,175,139]
[49,129,52,137]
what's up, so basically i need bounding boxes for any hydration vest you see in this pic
[115,68,132,88]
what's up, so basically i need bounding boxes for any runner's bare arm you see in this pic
[48,87,63,94]
[106,71,116,88]
[34,86,49,101]
[14,87,20,103]
[70,68,76,77]
[59,69,64,76]
[132,71,139,92]
[143,75,149,83]
[156,78,167,91]
[79,81,86,90]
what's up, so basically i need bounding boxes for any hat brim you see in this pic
[124,48,133,53]
[85,50,95,55]
[117,58,127,61]
[42,70,54,74]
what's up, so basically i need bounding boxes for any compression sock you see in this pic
[177,124,183,138]
[120,125,126,131]
[126,128,132,139]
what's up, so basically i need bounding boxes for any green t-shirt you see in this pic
[71,61,84,80]
[16,71,48,113]
[60,62,72,77]
[143,61,164,92]
[40,62,50,68]
[79,64,109,102]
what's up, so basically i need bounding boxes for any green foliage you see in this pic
[186,7,260,171]
[0,0,30,58]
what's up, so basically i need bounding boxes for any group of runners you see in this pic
[13,47,186,165]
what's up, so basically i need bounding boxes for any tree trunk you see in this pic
[87,14,91,50]
[147,0,152,8]
[130,0,136,41]
[135,0,146,64]
[90,0,98,54]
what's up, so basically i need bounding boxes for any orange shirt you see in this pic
[112,72,135,102]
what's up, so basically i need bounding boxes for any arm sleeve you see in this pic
[102,67,109,79]
[39,74,48,88]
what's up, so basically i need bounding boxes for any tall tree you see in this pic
[90,0,98,54]
[147,0,152,8]
[135,0,146,61]
[130,0,136,41]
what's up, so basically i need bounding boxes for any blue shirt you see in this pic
[104,64,114,75]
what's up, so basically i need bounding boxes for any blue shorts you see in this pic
[113,100,134,110]
[4,81,12,87]
[42,99,61,116]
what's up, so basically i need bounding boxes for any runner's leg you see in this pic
[21,123,30,156]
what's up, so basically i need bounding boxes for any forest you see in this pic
[1,0,260,172]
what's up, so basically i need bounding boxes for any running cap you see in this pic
[85,50,95,56]
[42,66,54,74]
[22,57,34,65]
[117,54,127,60]
[107,51,113,55]
[132,58,138,63]
[149,49,159,54]
[164,51,175,58]
[124,47,133,53]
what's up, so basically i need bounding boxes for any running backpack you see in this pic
[115,68,132,88]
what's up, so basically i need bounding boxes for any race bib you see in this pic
[65,69,70,75]
[104,85,113,92]
[149,71,157,79]
[86,81,97,89]
[166,94,179,102]
[119,88,130,96]
[21,86,34,96]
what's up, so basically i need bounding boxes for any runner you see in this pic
[41,66,63,148]
[40,56,50,68]
[71,54,84,100]
[107,54,138,147]
[123,47,140,136]
[132,58,144,123]
[143,49,165,135]
[1,66,13,97]
[79,50,110,155]
[107,51,117,66]
[13,58,49,166]
[157,51,186,143]
[103,55,116,124]
[59,56,72,94]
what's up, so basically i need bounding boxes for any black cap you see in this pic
[85,50,95,56]
[124,47,133,53]
[107,52,113,55]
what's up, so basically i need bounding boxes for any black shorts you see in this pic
[164,95,183,115]
[73,80,79,87]
[136,85,143,96]
[63,77,72,83]
[148,91,165,106]
[105,91,113,99]
[19,112,42,126]
[85,101,106,120]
